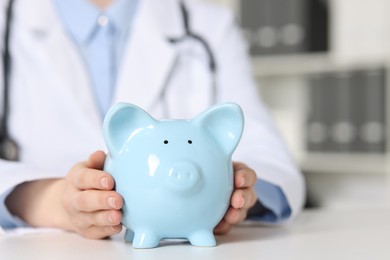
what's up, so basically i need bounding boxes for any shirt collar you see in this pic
[53,0,139,44]
[108,0,139,36]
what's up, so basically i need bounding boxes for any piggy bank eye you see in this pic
[164,140,169,144]
[187,140,192,144]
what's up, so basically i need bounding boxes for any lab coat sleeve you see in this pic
[0,0,59,229]
[200,6,306,221]
[0,187,29,228]
[0,160,61,229]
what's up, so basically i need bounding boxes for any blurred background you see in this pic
[209,0,390,210]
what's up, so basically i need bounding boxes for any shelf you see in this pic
[300,153,389,175]
[253,53,390,175]
[251,53,390,78]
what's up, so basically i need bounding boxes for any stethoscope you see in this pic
[1,0,17,161]
[0,0,217,161]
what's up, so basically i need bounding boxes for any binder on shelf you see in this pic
[256,0,278,55]
[306,68,387,155]
[239,0,310,56]
[349,70,366,153]
[240,0,281,56]
[358,69,386,153]
[307,0,329,52]
[278,0,308,54]
[330,72,356,152]
[319,73,340,152]
[306,73,328,152]
[240,0,269,56]
[264,0,284,55]
[306,71,357,153]
[239,0,330,56]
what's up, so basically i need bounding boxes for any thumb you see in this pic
[86,150,106,170]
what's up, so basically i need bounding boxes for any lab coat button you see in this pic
[97,15,109,27]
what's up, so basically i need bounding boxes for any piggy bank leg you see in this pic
[188,230,216,247]
[132,231,160,249]
[124,229,134,243]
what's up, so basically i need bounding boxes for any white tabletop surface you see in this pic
[1,208,390,260]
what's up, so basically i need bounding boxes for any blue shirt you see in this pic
[0,0,291,229]
[54,0,139,116]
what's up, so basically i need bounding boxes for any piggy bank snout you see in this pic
[167,161,201,193]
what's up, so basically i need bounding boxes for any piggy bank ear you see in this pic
[193,102,244,155]
[103,103,156,155]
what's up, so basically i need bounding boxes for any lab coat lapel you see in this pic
[114,0,182,113]
[21,0,101,126]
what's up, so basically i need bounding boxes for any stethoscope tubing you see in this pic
[161,0,218,117]
[0,0,18,161]
[2,0,14,141]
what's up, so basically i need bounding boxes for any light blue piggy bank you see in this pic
[103,102,244,248]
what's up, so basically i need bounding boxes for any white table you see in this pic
[1,208,390,260]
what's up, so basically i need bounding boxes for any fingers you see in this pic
[70,167,115,191]
[224,183,257,227]
[71,150,111,191]
[214,162,259,236]
[214,219,232,235]
[214,203,248,235]
[78,223,123,240]
[71,190,123,212]
[232,162,258,210]
[233,162,257,188]
[77,210,122,229]
[79,151,112,191]
[230,187,257,210]
[214,205,248,235]
[61,151,123,239]
[64,188,123,239]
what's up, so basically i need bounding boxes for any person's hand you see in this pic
[5,150,122,239]
[214,162,257,235]
[60,150,123,239]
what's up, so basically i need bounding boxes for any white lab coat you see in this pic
[0,0,305,223]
